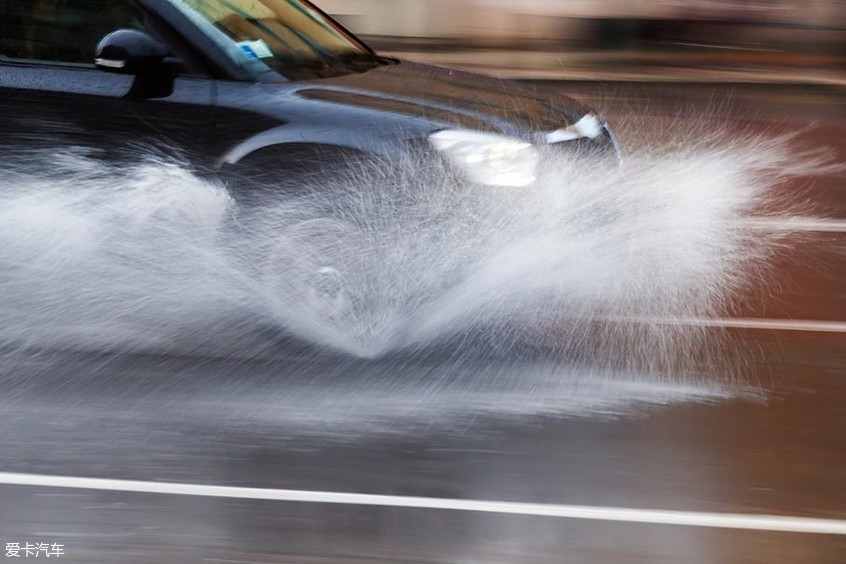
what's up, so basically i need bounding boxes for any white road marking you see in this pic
[1,472,845,535]
[618,317,846,333]
[735,218,846,233]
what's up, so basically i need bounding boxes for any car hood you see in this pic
[291,60,593,136]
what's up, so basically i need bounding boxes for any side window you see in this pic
[0,0,146,65]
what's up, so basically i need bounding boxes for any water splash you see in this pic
[0,129,818,365]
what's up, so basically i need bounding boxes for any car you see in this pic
[0,0,619,192]
[0,0,621,352]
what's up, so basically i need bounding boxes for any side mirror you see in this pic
[94,29,169,75]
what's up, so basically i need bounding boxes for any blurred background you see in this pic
[320,0,846,82]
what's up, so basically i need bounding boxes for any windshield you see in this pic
[166,0,379,79]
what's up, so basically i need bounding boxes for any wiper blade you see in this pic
[333,51,393,67]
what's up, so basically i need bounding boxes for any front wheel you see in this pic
[262,217,365,320]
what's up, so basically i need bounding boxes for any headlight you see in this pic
[428,130,539,187]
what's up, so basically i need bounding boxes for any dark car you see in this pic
[0,0,618,192]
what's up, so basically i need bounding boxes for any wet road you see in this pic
[1,83,845,563]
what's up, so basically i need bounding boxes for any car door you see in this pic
[0,0,216,170]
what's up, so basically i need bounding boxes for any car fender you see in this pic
[216,123,404,169]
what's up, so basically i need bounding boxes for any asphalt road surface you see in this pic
[1,83,845,563]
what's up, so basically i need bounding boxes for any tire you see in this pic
[218,144,374,205]
[261,217,368,324]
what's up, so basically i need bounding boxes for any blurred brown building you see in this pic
[321,0,845,56]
